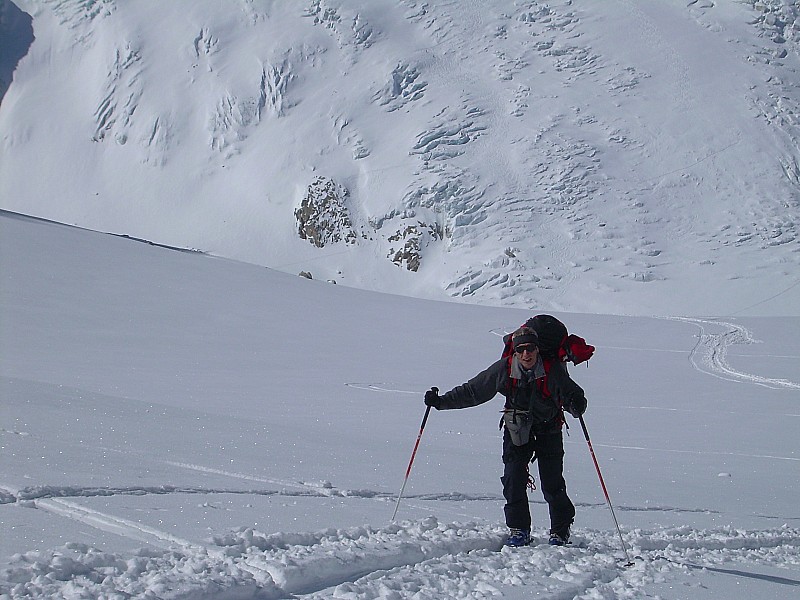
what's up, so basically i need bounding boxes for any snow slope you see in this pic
[1,210,798,598]
[1,0,800,315]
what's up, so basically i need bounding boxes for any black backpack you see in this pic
[501,314,595,365]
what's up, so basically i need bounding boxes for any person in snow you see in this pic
[424,326,587,547]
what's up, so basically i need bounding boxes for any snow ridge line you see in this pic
[162,460,393,499]
[670,317,800,389]
[586,442,800,462]
[13,482,777,518]
[2,484,341,504]
[0,482,504,504]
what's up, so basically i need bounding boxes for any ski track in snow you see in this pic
[3,439,799,598]
[669,317,800,390]
[2,452,800,597]
[2,319,798,596]
[2,402,798,598]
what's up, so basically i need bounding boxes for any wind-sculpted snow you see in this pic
[411,105,487,161]
[209,59,294,156]
[42,0,113,32]
[92,41,143,145]
[306,0,377,52]
[373,62,427,112]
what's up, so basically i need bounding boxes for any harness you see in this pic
[502,355,564,427]
[500,356,567,490]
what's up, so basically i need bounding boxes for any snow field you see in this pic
[2,211,799,598]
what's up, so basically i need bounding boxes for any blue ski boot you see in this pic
[505,528,531,547]
[548,531,570,546]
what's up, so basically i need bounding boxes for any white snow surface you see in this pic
[2,0,800,598]
[1,0,800,315]
[1,211,799,598]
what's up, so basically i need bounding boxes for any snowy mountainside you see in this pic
[1,0,800,315]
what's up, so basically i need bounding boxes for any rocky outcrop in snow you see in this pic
[295,176,358,248]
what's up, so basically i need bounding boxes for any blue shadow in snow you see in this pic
[0,0,35,106]
[683,562,800,587]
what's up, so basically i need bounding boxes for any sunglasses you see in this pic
[515,344,538,354]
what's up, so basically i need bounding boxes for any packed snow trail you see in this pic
[670,317,800,389]
[2,518,799,599]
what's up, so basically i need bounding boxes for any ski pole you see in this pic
[391,398,433,522]
[578,414,634,566]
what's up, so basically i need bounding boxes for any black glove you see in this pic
[564,394,587,418]
[424,387,441,409]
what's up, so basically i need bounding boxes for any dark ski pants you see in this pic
[500,429,575,536]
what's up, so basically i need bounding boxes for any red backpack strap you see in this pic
[506,353,517,396]
[539,358,565,427]
[501,323,528,395]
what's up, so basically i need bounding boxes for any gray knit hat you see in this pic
[511,326,539,350]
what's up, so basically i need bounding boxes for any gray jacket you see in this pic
[437,355,585,433]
